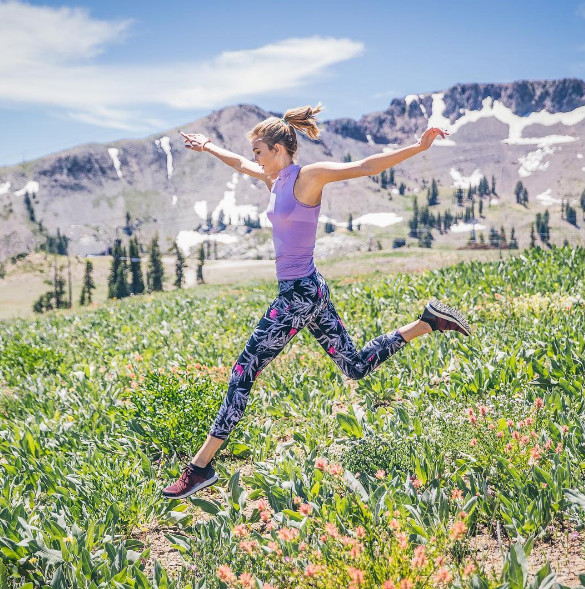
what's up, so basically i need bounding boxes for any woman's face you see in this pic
[251,138,279,174]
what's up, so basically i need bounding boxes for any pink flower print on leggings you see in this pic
[327,346,336,355]
[234,364,244,376]
[289,328,298,337]
[269,308,278,319]
[318,287,322,299]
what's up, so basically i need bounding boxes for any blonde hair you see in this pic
[246,103,323,157]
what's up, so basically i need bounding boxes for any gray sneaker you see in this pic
[419,299,471,336]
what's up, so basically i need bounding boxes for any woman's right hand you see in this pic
[180,131,211,152]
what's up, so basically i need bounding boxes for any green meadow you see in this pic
[1,246,585,588]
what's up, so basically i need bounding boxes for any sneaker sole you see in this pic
[427,299,471,336]
[162,474,218,500]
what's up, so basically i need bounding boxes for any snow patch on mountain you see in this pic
[155,137,173,180]
[107,148,122,179]
[518,145,558,178]
[450,168,483,189]
[14,181,39,196]
[0,182,11,196]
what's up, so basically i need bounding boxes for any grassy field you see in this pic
[0,246,507,321]
[1,246,584,588]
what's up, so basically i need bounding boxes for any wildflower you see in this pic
[233,524,249,537]
[433,567,453,585]
[396,532,408,549]
[299,542,308,551]
[463,561,476,576]
[257,498,269,511]
[29,557,38,564]
[497,431,504,439]
[299,503,312,516]
[267,541,278,551]
[529,445,543,464]
[326,463,344,477]
[389,518,400,530]
[458,511,468,519]
[293,495,302,505]
[355,526,366,538]
[411,545,428,569]
[450,519,467,541]
[305,564,323,577]
[260,510,272,522]
[347,567,365,585]
[399,579,414,589]
[525,417,534,426]
[435,555,446,566]
[470,438,477,447]
[382,582,396,589]
[556,442,563,453]
[512,431,521,441]
[350,542,364,559]
[545,439,552,450]
[562,425,569,434]
[325,523,340,538]
[265,521,276,532]
[277,527,299,542]
[451,488,463,501]
[517,420,525,429]
[238,572,255,589]
[479,405,489,416]
[264,585,277,589]
[320,533,328,542]
[63,536,74,543]
[520,435,530,446]
[411,476,422,489]
[375,469,386,479]
[534,397,544,409]
[239,540,259,555]
[488,423,496,430]
[216,565,237,584]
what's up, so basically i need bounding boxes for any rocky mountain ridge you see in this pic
[1,78,584,261]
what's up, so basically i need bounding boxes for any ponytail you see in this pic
[246,103,323,158]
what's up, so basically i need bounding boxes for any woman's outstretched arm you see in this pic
[302,127,448,187]
[180,132,269,184]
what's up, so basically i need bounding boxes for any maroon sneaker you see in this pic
[419,299,471,336]
[162,462,218,500]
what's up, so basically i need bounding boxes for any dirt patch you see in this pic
[469,527,585,584]
[134,524,188,578]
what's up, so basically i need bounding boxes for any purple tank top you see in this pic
[266,163,321,281]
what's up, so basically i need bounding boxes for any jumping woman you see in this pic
[162,104,470,499]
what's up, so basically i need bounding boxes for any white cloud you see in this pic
[0,1,363,131]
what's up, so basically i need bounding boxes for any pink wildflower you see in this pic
[257,498,269,511]
[433,567,453,585]
[411,477,422,489]
[299,503,312,516]
[238,572,255,589]
[233,524,249,537]
[355,526,366,538]
[382,582,397,589]
[305,564,322,577]
[497,431,504,438]
[347,567,365,585]
[389,518,400,530]
[463,561,476,576]
[326,463,343,477]
[534,397,544,409]
[399,579,414,589]
[556,442,563,453]
[451,488,463,500]
[238,540,258,555]
[216,565,237,584]
[260,510,272,522]
[375,469,386,479]
[470,438,477,447]
[529,445,543,464]
[325,523,340,538]
[479,405,489,416]
[396,532,408,550]
[277,527,299,542]
[450,519,467,541]
[315,457,328,471]
[350,542,364,559]
[411,545,428,568]
[293,495,302,505]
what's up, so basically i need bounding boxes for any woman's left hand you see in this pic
[418,127,449,151]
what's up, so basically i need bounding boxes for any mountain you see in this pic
[1,78,584,261]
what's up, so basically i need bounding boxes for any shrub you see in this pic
[128,368,225,457]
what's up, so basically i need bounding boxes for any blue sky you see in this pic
[1,0,584,166]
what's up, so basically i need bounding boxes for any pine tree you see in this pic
[580,188,585,217]
[479,233,485,245]
[514,181,523,204]
[113,245,129,299]
[79,260,96,305]
[389,168,395,185]
[174,242,185,289]
[148,234,164,292]
[522,187,529,205]
[196,244,205,284]
[428,178,439,206]
[530,223,536,248]
[380,170,388,189]
[24,192,35,222]
[128,237,145,295]
[347,213,353,232]
[409,196,419,237]
[108,239,123,299]
[398,183,406,196]
[491,175,496,195]
[509,226,518,250]
[499,226,507,247]
[479,198,483,217]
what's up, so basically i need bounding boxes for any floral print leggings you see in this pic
[209,269,407,440]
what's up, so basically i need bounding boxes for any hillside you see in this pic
[1,247,585,586]
[0,78,584,262]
